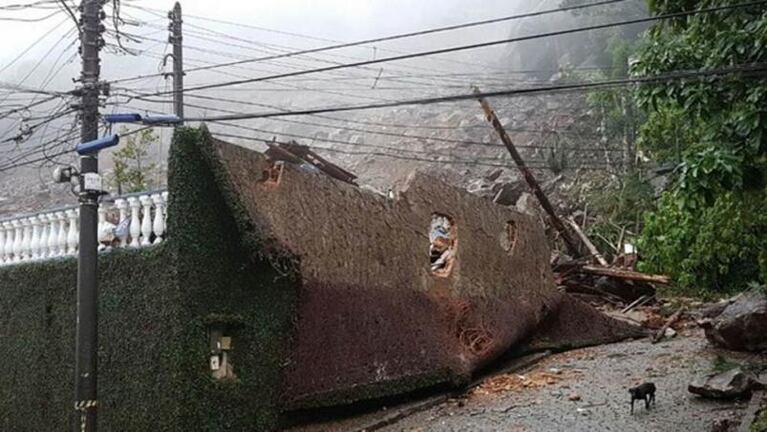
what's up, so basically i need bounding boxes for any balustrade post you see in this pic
[56,211,68,257]
[128,197,141,248]
[21,218,32,262]
[114,198,129,248]
[12,219,23,262]
[151,194,165,244]
[6,221,15,263]
[66,209,79,255]
[0,222,6,264]
[45,213,58,258]
[139,195,153,246]
[31,216,43,260]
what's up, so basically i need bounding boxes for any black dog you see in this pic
[629,382,656,414]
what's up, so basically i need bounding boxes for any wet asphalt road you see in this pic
[381,332,756,432]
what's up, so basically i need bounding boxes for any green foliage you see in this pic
[564,32,646,172]
[109,128,159,194]
[569,171,655,255]
[635,1,767,294]
[0,247,182,431]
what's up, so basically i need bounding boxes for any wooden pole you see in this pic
[474,88,581,257]
[567,217,609,266]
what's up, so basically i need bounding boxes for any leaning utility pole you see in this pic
[474,87,581,257]
[169,2,184,124]
[75,0,106,430]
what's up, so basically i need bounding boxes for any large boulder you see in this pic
[689,368,765,399]
[699,291,767,352]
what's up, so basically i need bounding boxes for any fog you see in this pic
[0,0,647,214]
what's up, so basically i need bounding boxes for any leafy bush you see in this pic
[634,1,767,294]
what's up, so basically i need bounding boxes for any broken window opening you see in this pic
[502,220,519,253]
[430,214,456,277]
[262,161,284,186]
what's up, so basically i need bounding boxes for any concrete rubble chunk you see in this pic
[688,368,765,399]
[698,290,767,352]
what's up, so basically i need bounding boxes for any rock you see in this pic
[688,368,765,399]
[568,392,581,401]
[515,193,543,220]
[664,328,677,338]
[700,297,740,319]
[699,291,767,352]
[485,168,503,182]
[492,182,526,206]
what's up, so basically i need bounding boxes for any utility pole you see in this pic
[169,2,184,124]
[474,88,581,257]
[75,0,106,430]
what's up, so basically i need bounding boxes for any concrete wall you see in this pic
[211,138,560,409]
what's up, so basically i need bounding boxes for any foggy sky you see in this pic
[1,0,532,91]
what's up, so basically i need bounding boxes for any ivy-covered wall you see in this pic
[0,127,298,431]
[0,246,181,431]
[168,127,298,431]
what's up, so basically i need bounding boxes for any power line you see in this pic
[0,95,63,120]
[114,0,628,84]
[0,15,69,75]
[209,131,614,172]
[132,0,767,97]
[178,98,612,152]
[56,0,80,33]
[182,63,767,122]
[0,1,59,10]
[0,9,61,21]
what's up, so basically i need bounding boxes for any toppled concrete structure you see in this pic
[200,127,642,411]
[215,135,560,408]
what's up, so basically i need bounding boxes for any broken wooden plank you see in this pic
[567,217,608,266]
[652,307,685,344]
[621,294,655,314]
[580,265,670,285]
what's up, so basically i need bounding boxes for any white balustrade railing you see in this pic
[0,189,168,266]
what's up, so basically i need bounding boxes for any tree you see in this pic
[635,1,767,294]
[109,128,159,195]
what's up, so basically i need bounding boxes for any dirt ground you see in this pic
[287,328,767,432]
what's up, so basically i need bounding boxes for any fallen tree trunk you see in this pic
[581,265,670,285]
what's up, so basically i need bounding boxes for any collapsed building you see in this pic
[0,126,641,431]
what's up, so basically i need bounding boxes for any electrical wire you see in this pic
[181,63,767,122]
[122,0,629,80]
[0,15,69,75]
[179,100,613,153]
[209,131,614,172]
[127,0,767,97]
